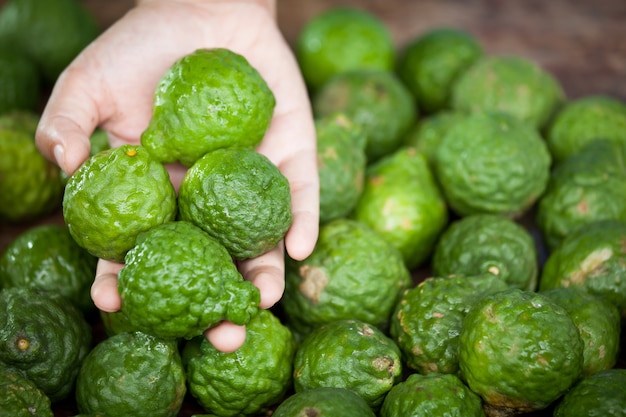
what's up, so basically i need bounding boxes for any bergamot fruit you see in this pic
[62,144,177,262]
[118,221,260,340]
[178,147,292,260]
[141,48,275,167]
[0,47,39,115]
[272,387,376,417]
[0,364,53,417]
[553,369,626,417]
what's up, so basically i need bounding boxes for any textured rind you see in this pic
[403,111,466,167]
[272,387,376,417]
[141,48,275,167]
[313,69,416,162]
[63,144,177,262]
[118,221,260,339]
[292,319,402,410]
[390,274,508,375]
[178,147,292,260]
[545,95,626,164]
[0,224,97,313]
[431,214,539,290]
[0,287,92,402]
[397,28,483,113]
[0,365,53,417]
[451,55,565,129]
[380,372,485,417]
[183,310,296,416]
[553,369,626,417]
[434,111,551,217]
[75,331,186,417]
[459,288,584,413]
[352,147,449,270]
[281,218,412,334]
[539,219,626,316]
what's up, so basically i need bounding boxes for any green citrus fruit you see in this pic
[141,48,275,167]
[0,112,64,222]
[0,48,39,114]
[178,147,292,260]
[545,95,626,164]
[539,219,626,317]
[98,310,139,338]
[0,287,92,402]
[313,69,417,163]
[75,331,186,417]
[535,138,626,250]
[541,287,621,376]
[293,319,402,410]
[88,128,110,156]
[397,27,483,114]
[553,369,626,417]
[0,0,100,82]
[451,55,565,129]
[0,364,53,417]
[351,146,449,270]
[272,387,376,417]
[459,288,584,415]
[295,6,395,92]
[118,221,260,340]
[434,111,551,217]
[431,214,539,290]
[380,372,485,417]
[62,144,177,262]
[0,224,97,313]
[281,218,412,335]
[182,309,296,416]
[390,273,508,375]
[315,113,367,224]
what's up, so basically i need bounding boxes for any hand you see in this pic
[36,0,319,352]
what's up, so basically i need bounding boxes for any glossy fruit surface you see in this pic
[0,365,53,417]
[272,387,376,417]
[553,369,626,417]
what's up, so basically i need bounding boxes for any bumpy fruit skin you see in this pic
[316,113,367,224]
[539,219,626,317]
[141,48,275,167]
[542,287,621,376]
[293,319,402,410]
[403,111,466,168]
[118,221,260,340]
[313,69,416,163]
[182,310,296,416]
[63,144,177,262]
[380,372,485,417]
[536,139,626,250]
[0,48,40,114]
[295,7,394,92]
[459,288,584,414]
[431,214,539,290]
[0,365,53,417]
[0,287,92,402]
[451,55,564,129]
[0,224,98,313]
[545,95,626,164]
[178,147,292,260]
[281,218,412,335]
[434,111,551,218]
[390,274,508,375]
[75,331,186,417]
[272,387,376,417]
[553,369,626,417]
[352,147,449,270]
[397,28,483,114]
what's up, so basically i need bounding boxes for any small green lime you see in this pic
[0,365,53,417]
[295,6,395,92]
[75,331,186,417]
[62,144,177,262]
[313,69,417,163]
[397,27,483,113]
[141,48,275,167]
[272,387,376,417]
[182,309,296,416]
[553,369,626,417]
[178,147,292,260]
[0,224,97,313]
[118,221,260,340]
[0,48,40,114]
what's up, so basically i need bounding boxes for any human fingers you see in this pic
[205,321,247,353]
[91,259,124,312]
[237,243,285,309]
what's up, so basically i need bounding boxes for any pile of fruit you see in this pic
[1,2,626,417]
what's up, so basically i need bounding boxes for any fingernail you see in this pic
[53,144,64,166]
